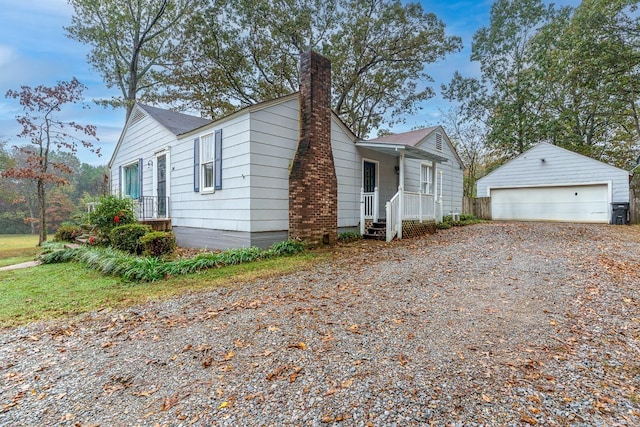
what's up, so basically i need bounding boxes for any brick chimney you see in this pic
[289,51,337,246]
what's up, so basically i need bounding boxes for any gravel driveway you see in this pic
[1,222,639,426]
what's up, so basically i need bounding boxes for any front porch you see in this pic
[360,187,443,241]
[356,140,447,242]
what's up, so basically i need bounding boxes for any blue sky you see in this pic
[0,0,579,165]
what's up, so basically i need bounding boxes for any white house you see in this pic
[476,142,631,224]
[108,52,464,249]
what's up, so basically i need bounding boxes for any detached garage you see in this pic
[477,143,630,224]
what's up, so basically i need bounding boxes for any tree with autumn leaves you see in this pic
[2,78,100,245]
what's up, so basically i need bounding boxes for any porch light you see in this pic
[147,159,153,168]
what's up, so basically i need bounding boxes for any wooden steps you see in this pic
[363,221,387,241]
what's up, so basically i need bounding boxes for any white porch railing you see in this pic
[403,191,435,220]
[385,191,400,242]
[359,187,379,234]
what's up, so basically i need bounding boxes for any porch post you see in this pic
[398,151,405,239]
[373,186,379,222]
[432,165,438,222]
[398,185,403,239]
[360,187,365,235]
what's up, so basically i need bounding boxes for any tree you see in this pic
[164,0,461,137]
[440,109,489,197]
[65,0,196,119]
[2,78,99,245]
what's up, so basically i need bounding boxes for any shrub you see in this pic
[90,195,136,238]
[338,231,362,243]
[268,239,306,256]
[54,225,83,242]
[110,224,152,254]
[140,231,176,258]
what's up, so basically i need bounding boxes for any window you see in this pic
[435,133,443,151]
[194,129,222,193]
[123,161,140,198]
[420,163,433,194]
[200,133,214,191]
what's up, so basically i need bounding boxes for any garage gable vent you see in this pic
[435,133,443,151]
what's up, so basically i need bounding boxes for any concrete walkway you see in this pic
[0,260,41,271]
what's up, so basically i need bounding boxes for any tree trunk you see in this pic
[37,178,46,245]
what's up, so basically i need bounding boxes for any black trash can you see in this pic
[611,202,630,225]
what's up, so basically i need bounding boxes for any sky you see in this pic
[0,0,580,166]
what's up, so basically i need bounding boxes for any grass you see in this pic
[0,234,40,267]
[0,251,325,328]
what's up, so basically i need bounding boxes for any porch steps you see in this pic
[363,221,386,241]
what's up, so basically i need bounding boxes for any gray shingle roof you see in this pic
[367,127,437,146]
[137,104,212,135]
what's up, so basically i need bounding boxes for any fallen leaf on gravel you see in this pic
[348,324,361,334]
[195,344,212,352]
[132,388,159,397]
[288,342,307,350]
[289,367,303,382]
[520,415,537,425]
[161,392,180,411]
[549,319,558,326]
[481,394,492,403]
[224,350,235,360]
[325,387,338,396]
[219,401,229,409]
[341,378,353,388]
[398,354,410,365]
[265,365,287,381]
[181,345,192,352]
[101,341,113,349]
[267,326,281,332]
[527,395,542,404]
[321,414,335,423]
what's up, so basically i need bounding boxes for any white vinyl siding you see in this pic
[477,143,630,204]
[410,129,464,214]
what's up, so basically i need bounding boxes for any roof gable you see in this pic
[366,126,464,168]
[367,127,437,146]
[137,104,212,136]
[479,142,630,183]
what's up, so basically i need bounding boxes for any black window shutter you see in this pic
[138,158,143,199]
[214,129,222,190]
[193,138,200,192]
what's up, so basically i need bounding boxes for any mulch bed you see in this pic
[1,222,639,426]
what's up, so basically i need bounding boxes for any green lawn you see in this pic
[0,252,324,328]
[0,234,41,267]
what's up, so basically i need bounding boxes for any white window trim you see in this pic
[121,160,140,199]
[200,133,215,194]
[420,162,433,195]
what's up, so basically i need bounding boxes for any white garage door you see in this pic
[491,184,609,223]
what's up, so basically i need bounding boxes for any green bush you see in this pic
[40,238,306,283]
[268,239,306,255]
[140,231,176,258]
[338,231,362,243]
[90,195,136,238]
[110,224,152,254]
[54,225,83,242]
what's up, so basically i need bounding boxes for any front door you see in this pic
[157,154,166,217]
[363,161,376,192]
